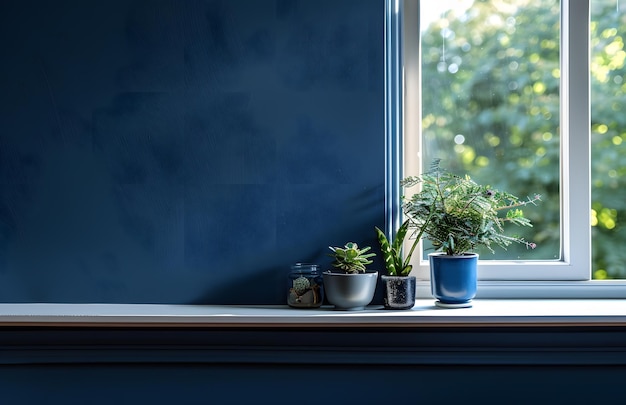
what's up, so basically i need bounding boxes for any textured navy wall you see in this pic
[0,0,384,303]
[5,364,626,405]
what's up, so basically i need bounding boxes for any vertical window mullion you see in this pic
[562,0,592,279]
[385,0,404,240]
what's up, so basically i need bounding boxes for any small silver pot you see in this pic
[322,271,378,310]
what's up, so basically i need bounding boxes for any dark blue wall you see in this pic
[0,0,385,303]
[4,325,626,404]
[4,364,626,405]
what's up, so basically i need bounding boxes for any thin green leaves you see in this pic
[401,160,540,255]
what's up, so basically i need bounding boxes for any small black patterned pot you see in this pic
[381,275,416,310]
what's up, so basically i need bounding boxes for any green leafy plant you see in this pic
[328,242,376,274]
[376,217,432,276]
[401,159,541,256]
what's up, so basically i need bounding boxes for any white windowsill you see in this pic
[1,299,625,327]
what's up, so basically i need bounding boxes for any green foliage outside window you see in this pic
[420,0,626,278]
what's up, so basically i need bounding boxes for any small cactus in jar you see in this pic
[292,276,310,295]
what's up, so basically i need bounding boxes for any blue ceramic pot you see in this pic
[429,253,478,308]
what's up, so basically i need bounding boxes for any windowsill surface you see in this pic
[1,299,625,327]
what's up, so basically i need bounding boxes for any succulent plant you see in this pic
[328,242,376,274]
[376,218,432,276]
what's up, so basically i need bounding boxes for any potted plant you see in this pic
[401,159,541,308]
[375,218,431,310]
[323,242,378,311]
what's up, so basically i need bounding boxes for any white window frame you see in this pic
[385,0,626,297]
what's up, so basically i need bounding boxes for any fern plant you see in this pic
[328,242,376,274]
[401,159,540,256]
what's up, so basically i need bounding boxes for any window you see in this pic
[386,0,626,297]
[420,0,560,264]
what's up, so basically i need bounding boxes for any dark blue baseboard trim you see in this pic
[2,325,626,366]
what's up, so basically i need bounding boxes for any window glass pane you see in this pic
[591,0,626,279]
[419,0,561,260]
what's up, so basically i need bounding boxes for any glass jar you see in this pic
[287,263,324,308]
